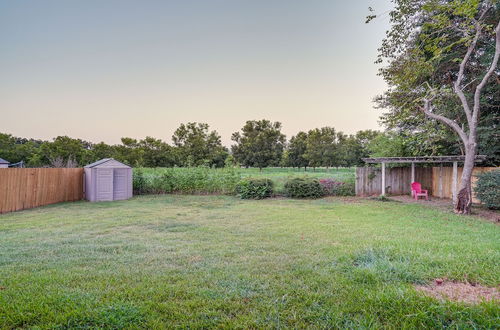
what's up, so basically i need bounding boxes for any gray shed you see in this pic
[0,158,9,168]
[84,158,132,202]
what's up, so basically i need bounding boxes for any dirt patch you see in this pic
[389,195,500,223]
[415,279,500,304]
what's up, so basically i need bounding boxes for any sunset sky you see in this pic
[0,0,393,146]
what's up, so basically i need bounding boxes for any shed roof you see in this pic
[0,158,9,164]
[362,155,487,164]
[84,158,131,168]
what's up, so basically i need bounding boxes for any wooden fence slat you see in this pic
[0,168,84,214]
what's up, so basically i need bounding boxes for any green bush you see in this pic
[319,178,355,196]
[236,178,274,199]
[336,179,355,196]
[284,177,325,199]
[474,170,500,209]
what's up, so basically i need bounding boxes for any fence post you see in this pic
[411,162,415,195]
[452,161,458,205]
[381,162,386,196]
[438,164,443,198]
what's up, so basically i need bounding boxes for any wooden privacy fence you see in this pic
[356,167,433,197]
[356,166,497,202]
[431,166,496,203]
[0,168,84,214]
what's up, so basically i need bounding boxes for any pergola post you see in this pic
[411,162,415,195]
[438,163,443,198]
[381,162,386,196]
[452,161,458,204]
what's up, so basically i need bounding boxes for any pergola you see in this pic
[362,155,487,202]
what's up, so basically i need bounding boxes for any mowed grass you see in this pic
[0,195,499,328]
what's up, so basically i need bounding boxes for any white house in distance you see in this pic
[0,158,10,168]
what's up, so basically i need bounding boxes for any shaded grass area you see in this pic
[0,195,499,328]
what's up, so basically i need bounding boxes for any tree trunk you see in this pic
[454,143,476,214]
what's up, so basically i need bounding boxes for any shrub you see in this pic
[474,170,500,209]
[284,177,325,198]
[236,178,273,199]
[319,178,355,196]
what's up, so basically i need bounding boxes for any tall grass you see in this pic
[134,167,241,194]
[133,167,355,195]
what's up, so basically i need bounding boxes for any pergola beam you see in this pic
[362,155,486,164]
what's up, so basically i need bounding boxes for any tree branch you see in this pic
[471,19,500,128]
[420,99,469,146]
[453,23,481,126]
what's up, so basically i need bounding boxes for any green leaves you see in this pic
[284,177,325,199]
[231,120,286,170]
[474,170,500,209]
[373,0,499,165]
[236,178,274,199]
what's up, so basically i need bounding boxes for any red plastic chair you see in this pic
[411,182,428,201]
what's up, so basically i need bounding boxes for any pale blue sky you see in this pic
[0,0,393,145]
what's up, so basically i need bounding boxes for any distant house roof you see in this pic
[84,158,131,168]
[0,158,9,164]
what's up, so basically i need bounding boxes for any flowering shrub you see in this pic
[284,177,325,198]
[319,178,355,196]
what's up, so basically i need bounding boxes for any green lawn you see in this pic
[0,195,498,328]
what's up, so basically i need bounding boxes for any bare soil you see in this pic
[416,279,500,304]
[389,195,500,223]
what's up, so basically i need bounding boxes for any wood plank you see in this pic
[0,168,84,214]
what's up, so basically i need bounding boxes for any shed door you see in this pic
[113,169,128,200]
[96,168,113,201]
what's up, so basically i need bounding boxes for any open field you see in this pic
[137,167,355,195]
[0,195,499,328]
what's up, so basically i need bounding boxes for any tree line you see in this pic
[0,120,381,169]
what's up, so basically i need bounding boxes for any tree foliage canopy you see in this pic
[373,0,499,165]
[231,120,286,169]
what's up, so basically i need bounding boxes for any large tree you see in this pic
[114,138,145,167]
[304,127,337,170]
[139,137,177,167]
[172,122,228,167]
[39,136,93,167]
[373,0,500,214]
[231,120,286,170]
[287,131,309,170]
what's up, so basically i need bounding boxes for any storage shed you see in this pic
[0,158,10,168]
[84,158,132,202]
